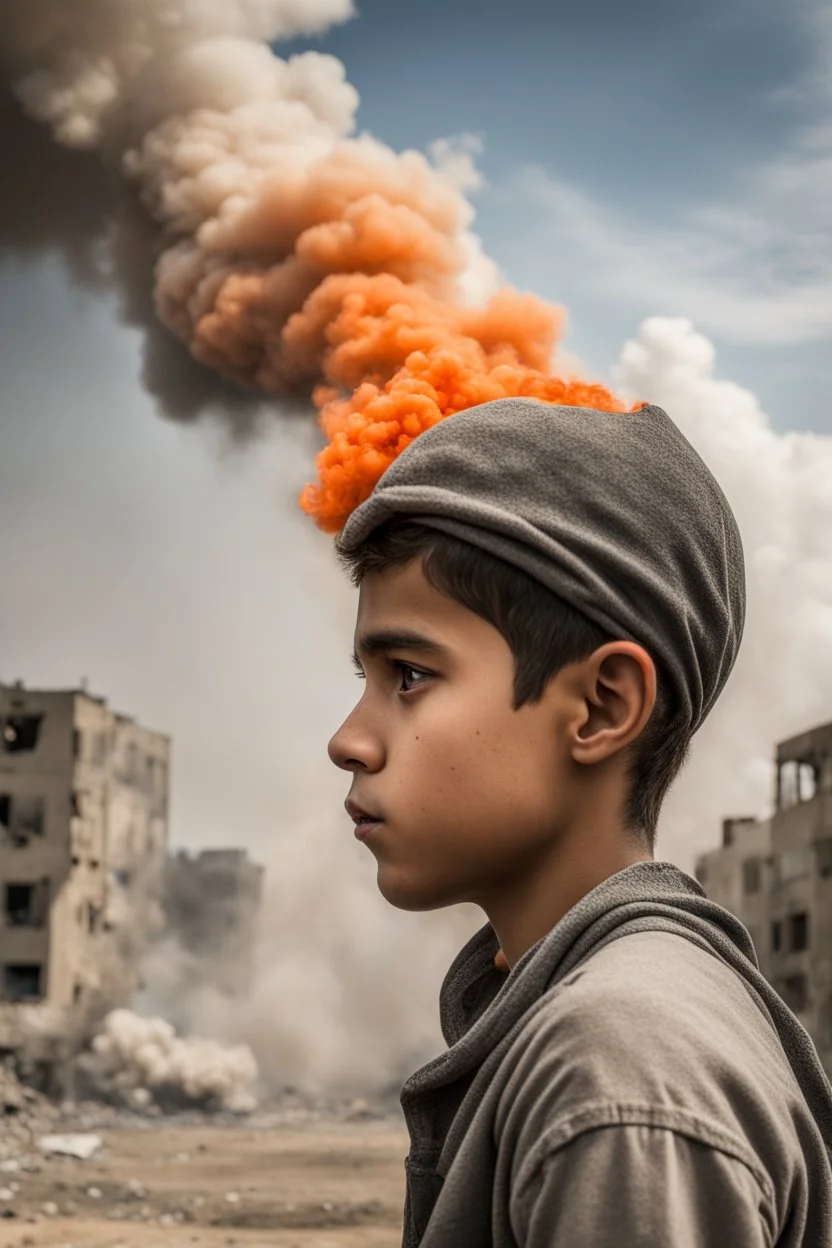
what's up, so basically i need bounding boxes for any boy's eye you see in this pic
[349,655,430,693]
[394,661,430,692]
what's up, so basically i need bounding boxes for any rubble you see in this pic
[0,1061,60,1169]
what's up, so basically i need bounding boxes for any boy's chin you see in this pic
[376,864,461,913]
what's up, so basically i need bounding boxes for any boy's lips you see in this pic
[345,796,384,824]
[345,797,384,843]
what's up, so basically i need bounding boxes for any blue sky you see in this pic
[1,0,830,866]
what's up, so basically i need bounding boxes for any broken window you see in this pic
[2,964,43,1002]
[742,858,761,895]
[4,882,47,928]
[790,912,810,952]
[779,973,809,1013]
[1,715,43,754]
[0,795,45,846]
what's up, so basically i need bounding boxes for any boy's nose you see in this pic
[327,715,384,773]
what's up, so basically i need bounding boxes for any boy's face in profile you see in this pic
[328,557,582,913]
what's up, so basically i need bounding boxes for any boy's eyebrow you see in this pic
[353,628,450,664]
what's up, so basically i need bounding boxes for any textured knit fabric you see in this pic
[337,398,746,734]
[399,862,832,1247]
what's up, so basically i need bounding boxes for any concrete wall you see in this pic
[768,721,832,1075]
[0,684,170,1029]
[0,687,76,1007]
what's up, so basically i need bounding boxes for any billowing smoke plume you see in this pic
[2,0,625,468]
[83,1008,258,1113]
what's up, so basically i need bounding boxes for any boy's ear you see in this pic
[571,642,656,766]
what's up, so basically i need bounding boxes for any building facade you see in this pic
[0,682,170,1031]
[695,719,832,1079]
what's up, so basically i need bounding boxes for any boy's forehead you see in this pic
[352,558,513,665]
[356,559,442,625]
[354,559,486,652]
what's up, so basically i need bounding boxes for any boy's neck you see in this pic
[481,821,652,970]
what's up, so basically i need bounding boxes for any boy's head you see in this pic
[327,398,745,915]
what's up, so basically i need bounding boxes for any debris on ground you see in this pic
[39,1133,103,1160]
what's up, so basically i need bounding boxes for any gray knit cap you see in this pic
[337,398,745,735]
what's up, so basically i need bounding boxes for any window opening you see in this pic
[1,716,43,753]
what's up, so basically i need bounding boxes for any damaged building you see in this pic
[163,849,265,997]
[0,681,170,1039]
[695,718,832,1079]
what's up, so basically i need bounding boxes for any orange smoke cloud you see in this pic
[150,138,631,532]
[296,276,630,532]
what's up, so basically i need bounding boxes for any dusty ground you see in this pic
[0,1118,410,1248]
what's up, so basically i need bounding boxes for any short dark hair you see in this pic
[336,517,691,853]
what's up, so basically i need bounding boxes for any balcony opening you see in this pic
[778,758,818,809]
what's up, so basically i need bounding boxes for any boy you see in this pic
[326,398,832,1246]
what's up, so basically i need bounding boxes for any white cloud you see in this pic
[428,131,487,194]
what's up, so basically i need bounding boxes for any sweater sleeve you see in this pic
[511,1122,776,1248]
